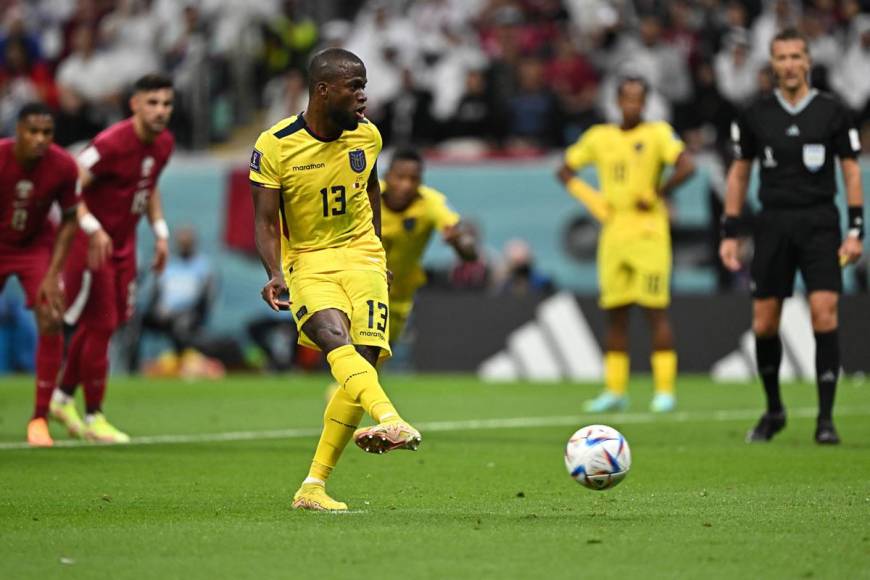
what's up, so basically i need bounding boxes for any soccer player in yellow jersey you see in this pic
[556,77,695,413]
[250,48,421,512]
[381,148,477,344]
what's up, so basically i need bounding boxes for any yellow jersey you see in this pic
[381,181,459,300]
[249,114,385,276]
[564,121,684,238]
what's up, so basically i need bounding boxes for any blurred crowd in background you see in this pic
[1,0,869,375]
[1,0,868,156]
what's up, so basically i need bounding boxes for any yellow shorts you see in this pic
[388,298,414,345]
[598,234,671,310]
[289,269,392,358]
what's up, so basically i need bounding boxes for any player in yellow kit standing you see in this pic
[250,48,421,511]
[380,148,477,346]
[556,77,695,413]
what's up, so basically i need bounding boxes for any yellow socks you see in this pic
[326,345,399,423]
[308,385,364,482]
[604,351,629,396]
[651,350,677,394]
[306,346,401,484]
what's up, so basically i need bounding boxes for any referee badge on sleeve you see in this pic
[349,149,366,173]
[802,144,825,173]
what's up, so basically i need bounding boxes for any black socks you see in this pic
[814,330,839,422]
[755,334,783,414]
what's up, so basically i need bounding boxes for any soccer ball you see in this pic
[564,424,631,491]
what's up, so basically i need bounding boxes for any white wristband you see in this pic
[79,213,102,235]
[152,219,169,240]
[847,228,861,240]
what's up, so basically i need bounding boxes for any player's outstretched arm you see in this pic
[839,158,864,265]
[251,182,287,311]
[556,163,610,223]
[443,222,478,262]
[147,187,170,273]
[719,159,752,272]
[37,207,79,325]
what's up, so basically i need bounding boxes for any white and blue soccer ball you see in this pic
[564,424,631,491]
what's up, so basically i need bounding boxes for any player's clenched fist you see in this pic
[719,238,741,272]
[87,228,113,270]
[261,275,289,311]
[152,238,169,273]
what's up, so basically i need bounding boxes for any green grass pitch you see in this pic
[1,374,868,579]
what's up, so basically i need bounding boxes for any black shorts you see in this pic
[751,204,842,298]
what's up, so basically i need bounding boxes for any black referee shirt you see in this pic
[731,89,861,209]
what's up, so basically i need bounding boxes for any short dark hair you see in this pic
[770,27,809,56]
[617,76,649,98]
[390,148,424,170]
[133,73,173,93]
[17,101,53,122]
[308,48,365,91]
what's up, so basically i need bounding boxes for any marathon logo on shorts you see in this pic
[802,144,825,173]
[250,149,263,172]
[348,149,366,173]
[359,330,385,339]
[295,305,308,320]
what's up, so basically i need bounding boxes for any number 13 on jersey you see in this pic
[320,185,346,217]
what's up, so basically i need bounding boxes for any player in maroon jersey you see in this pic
[50,74,175,444]
[0,103,80,447]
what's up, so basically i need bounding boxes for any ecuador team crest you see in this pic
[349,149,366,173]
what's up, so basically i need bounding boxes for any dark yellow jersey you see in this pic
[380,180,459,300]
[249,114,385,275]
[564,121,684,237]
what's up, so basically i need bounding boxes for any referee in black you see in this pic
[719,28,865,445]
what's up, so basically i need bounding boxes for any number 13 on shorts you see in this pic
[366,300,388,332]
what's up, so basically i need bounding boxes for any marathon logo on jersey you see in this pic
[292,162,325,171]
[348,149,366,173]
[403,217,416,231]
[802,144,825,173]
[250,149,263,172]
[295,305,308,321]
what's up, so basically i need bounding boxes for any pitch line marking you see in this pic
[1,406,869,451]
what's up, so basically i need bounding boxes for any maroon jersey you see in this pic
[0,139,79,250]
[78,118,174,258]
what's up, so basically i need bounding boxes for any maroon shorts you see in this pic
[0,243,51,308]
[63,232,137,331]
